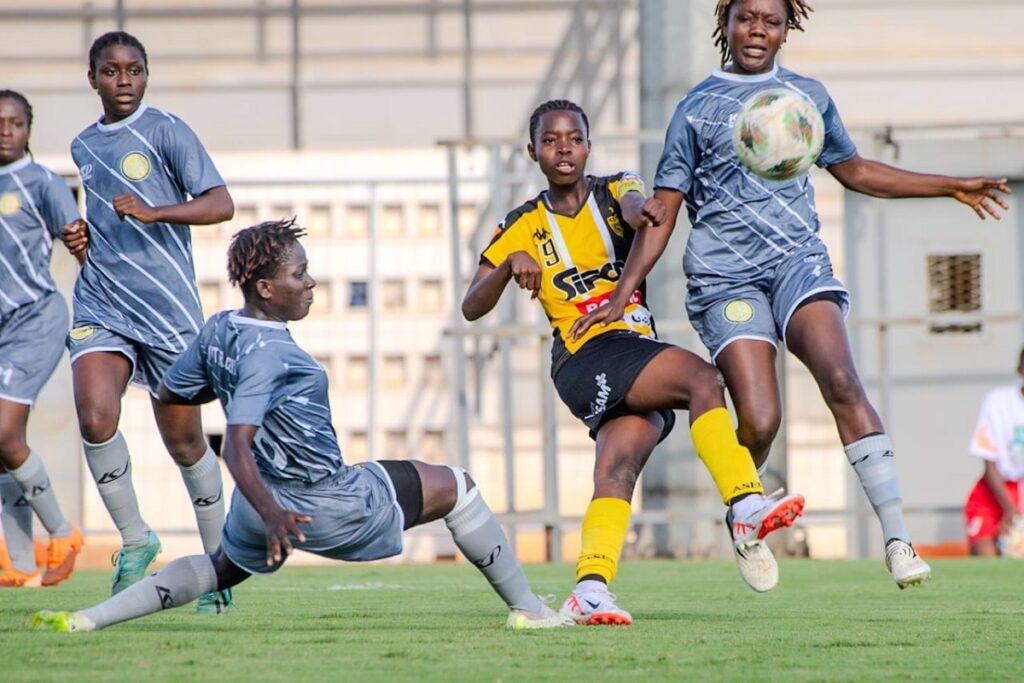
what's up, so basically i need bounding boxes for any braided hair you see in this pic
[227,218,307,298]
[89,31,149,72]
[0,90,32,156]
[713,0,812,66]
[528,99,590,145]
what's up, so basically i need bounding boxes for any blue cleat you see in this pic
[110,531,162,595]
[196,587,233,615]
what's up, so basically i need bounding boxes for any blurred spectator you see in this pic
[964,347,1024,556]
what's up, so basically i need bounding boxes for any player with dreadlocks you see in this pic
[571,0,1010,591]
[32,218,572,632]
[464,99,804,625]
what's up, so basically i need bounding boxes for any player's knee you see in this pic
[0,431,28,464]
[687,362,726,404]
[820,366,864,408]
[77,407,119,444]
[161,432,207,465]
[737,409,780,456]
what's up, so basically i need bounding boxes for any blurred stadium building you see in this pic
[3,0,1023,567]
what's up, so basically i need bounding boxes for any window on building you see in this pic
[381,204,404,238]
[198,281,220,319]
[384,429,409,459]
[271,204,294,222]
[225,204,257,238]
[307,204,332,238]
[417,203,442,237]
[345,205,369,238]
[423,354,444,388]
[927,253,982,334]
[458,203,478,237]
[419,430,445,464]
[345,355,369,391]
[347,431,369,461]
[349,280,368,308]
[418,279,443,313]
[382,355,407,390]
[382,279,406,311]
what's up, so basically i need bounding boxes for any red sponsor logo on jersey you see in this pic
[575,289,643,315]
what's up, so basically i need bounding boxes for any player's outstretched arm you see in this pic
[222,424,310,567]
[827,155,1011,220]
[569,188,682,341]
[112,184,235,225]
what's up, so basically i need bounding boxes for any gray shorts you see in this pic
[0,292,68,405]
[686,241,850,360]
[66,323,182,397]
[222,462,405,575]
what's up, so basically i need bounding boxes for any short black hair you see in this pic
[89,31,149,72]
[713,0,813,66]
[228,217,307,298]
[528,99,590,146]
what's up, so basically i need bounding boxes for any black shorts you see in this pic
[552,330,676,442]
[376,460,422,530]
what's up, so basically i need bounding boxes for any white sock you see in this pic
[575,579,608,595]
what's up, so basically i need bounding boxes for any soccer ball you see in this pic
[732,87,825,181]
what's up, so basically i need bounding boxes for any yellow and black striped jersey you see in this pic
[481,173,657,357]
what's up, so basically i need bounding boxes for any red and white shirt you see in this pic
[969,385,1024,482]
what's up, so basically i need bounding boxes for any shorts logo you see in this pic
[120,151,151,181]
[0,192,20,216]
[723,299,754,324]
[68,325,96,342]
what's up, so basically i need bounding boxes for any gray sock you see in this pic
[445,487,542,613]
[9,451,72,537]
[80,554,217,629]
[0,473,36,573]
[84,431,150,547]
[178,447,224,554]
[845,434,909,543]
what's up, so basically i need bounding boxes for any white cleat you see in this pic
[727,489,806,593]
[506,596,575,630]
[559,589,633,626]
[885,540,931,589]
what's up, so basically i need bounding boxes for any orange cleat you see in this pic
[0,567,42,588]
[41,526,84,587]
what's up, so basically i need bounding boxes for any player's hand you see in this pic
[113,192,161,223]
[262,506,312,567]
[625,197,667,230]
[59,219,89,255]
[953,177,1011,220]
[507,251,542,299]
[568,296,626,342]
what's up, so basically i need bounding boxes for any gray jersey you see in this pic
[163,311,347,483]
[654,65,858,288]
[0,156,79,318]
[70,105,225,352]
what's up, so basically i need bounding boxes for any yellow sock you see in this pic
[575,497,631,584]
[690,407,763,504]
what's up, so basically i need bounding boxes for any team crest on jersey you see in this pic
[605,210,624,238]
[0,192,20,216]
[68,326,96,342]
[723,299,754,324]
[120,152,151,181]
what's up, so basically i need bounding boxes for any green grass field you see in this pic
[1,559,1019,682]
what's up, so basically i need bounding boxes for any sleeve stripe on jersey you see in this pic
[11,172,56,255]
[0,215,47,297]
[83,185,204,318]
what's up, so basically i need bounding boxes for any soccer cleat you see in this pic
[885,539,931,589]
[110,531,162,595]
[559,589,633,626]
[0,567,42,588]
[42,526,85,587]
[727,489,805,593]
[30,610,95,633]
[506,596,575,630]
[196,588,233,615]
